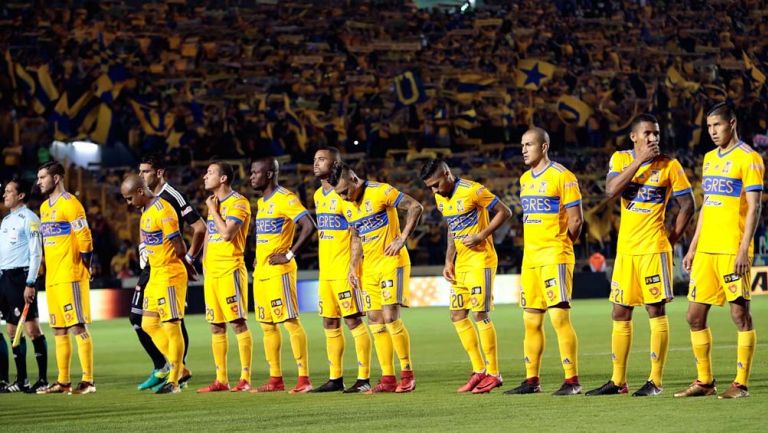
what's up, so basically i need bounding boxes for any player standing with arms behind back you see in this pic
[675,103,764,399]
[420,159,511,394]
[506,128,583,396]
[35,161,95,395]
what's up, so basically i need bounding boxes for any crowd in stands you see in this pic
[1,0,767,281]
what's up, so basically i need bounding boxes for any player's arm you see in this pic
[187,218,206,262]
[70,202,94,270]
[175,193,205,263]
[667,192,695,246]
[735,190,762,276]
[24,216,43,304]
[348,227,363,289]
[682,205,704,273]
[463,197,512,247]
[443,229,457,282]
[605,145,658,199]
[268,212,316,265]
[205,196,242,241]
[565,202,583,242]
[385,192,424,256]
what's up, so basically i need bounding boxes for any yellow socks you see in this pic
[235,330,253,383]
[325,327,345,379]
[691,328,713,384]
[74,331,93,383]
[370,323,394,376]
[611,320,633,386]
[212,333,229,384]
[386,319,412,371]
[284,319,309,377]
[141,315,169,356]
[260,322,282,377]
[648,316,669,386]
[54,334,72,384]
[163,321,184,384]
[453,318,485,373]
[549,308,578,379]
[735,330,756,386]
[523,311,545,379]
[476,319,498,376]
[350,323,371,379]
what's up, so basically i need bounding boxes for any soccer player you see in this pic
[249,157,315,393]
[0,177,48,393]
[330,163,424,393]
[121,174,193,394]
[310,147,373,393]
[134,156,205,389]
[505,127,583,396]
[419,159,511,394]
[585,114,695,397]
[197,162,253,393]
[35,161,95,395]
[675,103,764,399]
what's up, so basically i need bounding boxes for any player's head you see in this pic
[706,102,738,147]
[120,173,152,210]
[3,177,30,209]
[629,113,660,149]
[36,161,65,196]
[521,127,550,167]
[250,156,278,192]
[313,146,342,179]
[329,162,363,202]
[204,161,234,192]
[138,154,166,190]
[420,158,454,197]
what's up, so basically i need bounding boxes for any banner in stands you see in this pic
[28,268,768,323]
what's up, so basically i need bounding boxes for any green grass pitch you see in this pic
[2,298,765,432]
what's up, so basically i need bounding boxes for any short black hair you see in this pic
[210,161,234,185]
[420,158,446,181]
[316,146,341,162]
[39,160,65,178]
[140,154,166,171]
[6,176,31,200]
[328,162,350,187]
[706,102,736,121]
[630,113,659,132]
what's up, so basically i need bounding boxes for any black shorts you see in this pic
[131,270,150,315]
[0,268,39,325]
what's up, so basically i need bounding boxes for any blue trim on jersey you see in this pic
[702,176,742,197]
[255,217,285,235]
[521,195,560,214]
[321,186,334,196]
[564,199,581,209]
[262,186,279,202]
[293,210,309,223]
[486,196,499,210]
[166,231,181,240]
[673,188,692,197]
[717,141,743,158]
[40,221,72,237]
[445,209,479,232]
[316,213,349,230]
[351,210,389,235]
[607,171,620,178]
[450,178,462,197]
[393,192,405,207]
[531,162,553,179]
[226,215,244,225]
[141,229,163,245]
[745,185,764,192]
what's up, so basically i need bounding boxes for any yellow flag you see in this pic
[557,95,593,127]
[515,59,555,90]
[743,51,766,86]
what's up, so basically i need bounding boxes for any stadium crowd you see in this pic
[1,0,767,279]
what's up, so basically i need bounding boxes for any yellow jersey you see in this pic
[141,198,185,280]
[608,151,692,255]
[204,191,251,277]
[697,142,765,255]
[40,192,92,285]
[254,186,309,279]
[434,178,499,272]
[314,186,351,280]
[340,181,410,273]
[520,162,581,268]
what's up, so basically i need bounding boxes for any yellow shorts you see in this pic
[361,265,410,311]
[688,253,751,306]
[254,271,298,323]
[520,263,573,310]
[450,268,495,312]
[144,274,187,322]
[46,278,90,328]
[318,279,365,319]
[610,252,673,307]
[204,266,248,323]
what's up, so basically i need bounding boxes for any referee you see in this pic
[0,177,47,393]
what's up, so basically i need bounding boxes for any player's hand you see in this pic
[636,141,660,163]
[268,252,290,265]
[23,286,35,304]
[205,195,219,212]
[384,237,406,256]
[348,269,361,290]
[734,249,750,276]
[184,261,199,281]
[682,250,695,273]
[461,233,483,248]
[443,263,456,283]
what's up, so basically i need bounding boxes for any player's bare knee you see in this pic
[645,303,665,318]
[451,309,468,322]
[471,311,488,323]
[686,311,706,330]
[323,317,341,329]
[344,316,362,329]
[230,319,248,334]
[382,306,400,323]
[611,304,633,321]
